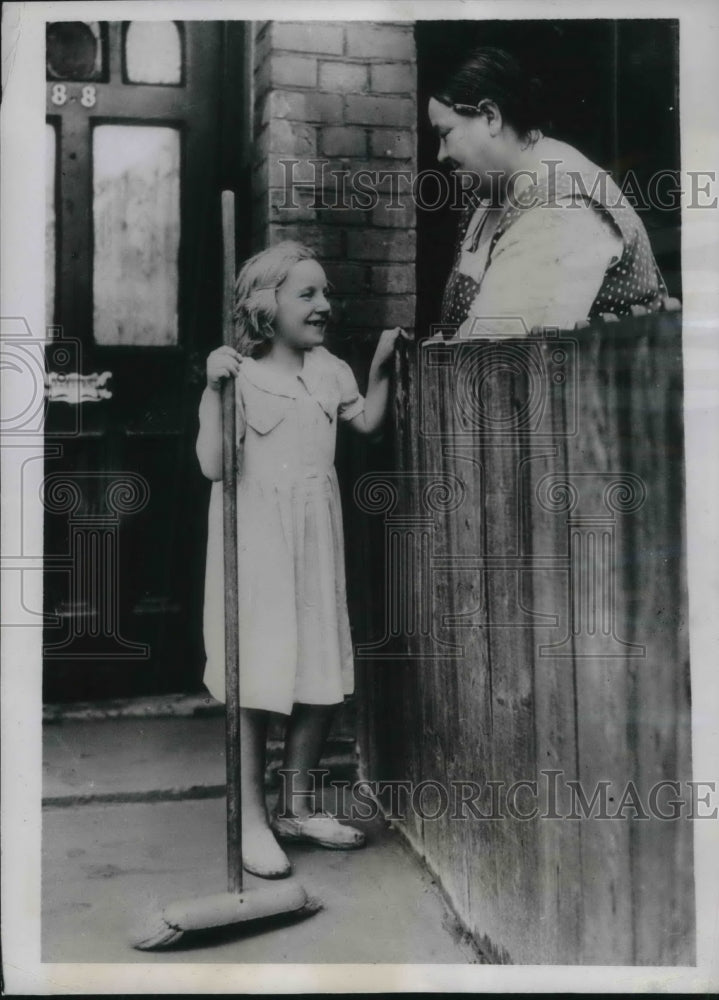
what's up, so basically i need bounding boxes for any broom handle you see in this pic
[220,190,242,894]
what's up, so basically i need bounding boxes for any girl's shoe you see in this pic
[270,810,366,849]
[242,824,292,878]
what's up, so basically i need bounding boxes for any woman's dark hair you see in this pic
[432,46,548,137]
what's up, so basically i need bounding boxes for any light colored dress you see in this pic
[202,346,365,715]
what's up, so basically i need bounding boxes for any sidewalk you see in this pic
[42,697,482,964]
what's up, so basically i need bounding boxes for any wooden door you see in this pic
[43,20,235,701]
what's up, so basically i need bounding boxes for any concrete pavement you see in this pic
[42,698,482,964]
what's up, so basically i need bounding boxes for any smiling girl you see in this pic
[196,241,403,878]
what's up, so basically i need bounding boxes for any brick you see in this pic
[267,118,317,156]
[320,126,367,158]
[254,54,271,100]
[345,24,415,61]
[344,295,416,328]
[346,229,415,262]
[318,60,368,93]
[269,54,318,89]
[370,62,415,93]
[263,89,343,125]
[350,160,415,195]
[324,263,371,294]
[345,95,414,127]
[372,200,416,228]
[271,22,344,55]
[255,24,272,61]
[267,157,417,201]
[370,128,415,159]
[251,159,269,196]
[317,206,371,227]
[371,264,416,294]
[269,187,318,223]
[270,224,344,257]
[251,126,266,162]
[268,155,325,189]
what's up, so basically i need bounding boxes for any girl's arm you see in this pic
[196,346,242,480]
[348,327,406,436]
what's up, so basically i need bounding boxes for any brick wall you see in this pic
[251,20,418,349]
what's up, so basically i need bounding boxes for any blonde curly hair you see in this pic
[232,240,318,357]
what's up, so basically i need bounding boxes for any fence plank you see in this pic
[562,326,634,963]
[525,335,582,963]
[435,342,502,954]
[355,314,693,966]
[477,344,541,962]
[395,338,425,849]
[622,314,695,964]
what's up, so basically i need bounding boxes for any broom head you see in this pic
[131,881,310,950]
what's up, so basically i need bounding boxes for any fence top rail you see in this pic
[415,302,682,350]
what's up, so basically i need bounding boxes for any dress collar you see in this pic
[240,348,324,399]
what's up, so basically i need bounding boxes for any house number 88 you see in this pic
[50,84,97,108]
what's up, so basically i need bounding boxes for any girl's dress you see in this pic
[202,345,365,715]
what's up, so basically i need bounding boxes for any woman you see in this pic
[428,47,668,336]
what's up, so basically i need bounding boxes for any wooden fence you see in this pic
[354,310,694,965]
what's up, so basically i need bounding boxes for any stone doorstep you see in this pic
[42,695,360,808]
[42,759,361,809]
[43,692,357,739]
[42,692,224,723]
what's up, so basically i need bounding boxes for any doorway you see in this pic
[43,20,248,701]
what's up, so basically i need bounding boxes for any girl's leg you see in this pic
[239,707,270,831]
[240,707,291,876]
[271,701,365,848]
[276,702,337,818]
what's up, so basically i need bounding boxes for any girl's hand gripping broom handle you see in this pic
[221,190,242,894]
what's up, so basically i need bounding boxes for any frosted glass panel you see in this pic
[93,126,180,346]
[46,124,56,329]
[125,22,182,84]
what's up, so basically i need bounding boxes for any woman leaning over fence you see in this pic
[428,47,669,337]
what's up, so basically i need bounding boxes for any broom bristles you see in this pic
[131,913,185,950]
[130,884,313,951]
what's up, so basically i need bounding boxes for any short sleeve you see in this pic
[336,358,365,422]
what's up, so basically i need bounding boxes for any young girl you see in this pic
[196,241,403,879]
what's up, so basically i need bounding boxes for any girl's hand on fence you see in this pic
[207,346,242,391]
[371,327,408,372]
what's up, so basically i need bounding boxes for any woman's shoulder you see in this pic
[528,137,622,205]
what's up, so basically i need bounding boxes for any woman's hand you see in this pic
[370,327,408,373]
[206,346,242,391]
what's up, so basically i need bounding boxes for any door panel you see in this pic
[43,21,226,701]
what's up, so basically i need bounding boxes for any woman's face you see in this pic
[428,96,503,184]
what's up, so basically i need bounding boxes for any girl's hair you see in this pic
[233,240,317,357]
[432,46,547,139]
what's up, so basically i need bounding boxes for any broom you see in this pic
[131,191,315,950]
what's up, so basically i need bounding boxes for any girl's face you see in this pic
[273,259,331,350]
[428,96,503,185]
